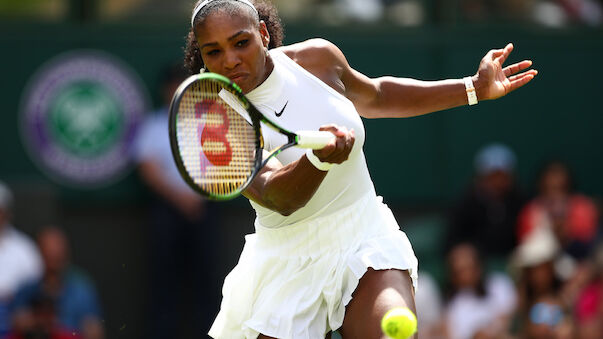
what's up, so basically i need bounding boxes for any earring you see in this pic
[199,67,206,74]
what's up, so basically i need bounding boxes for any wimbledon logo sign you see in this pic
[20,50,149,188]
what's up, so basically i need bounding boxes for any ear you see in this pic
[259,20,270,48]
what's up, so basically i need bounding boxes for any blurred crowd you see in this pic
[3,0,602,27]
[414,143,602,339]
[271,0,603,27]
[0,63,221,339]
[1,2,601,339]
[3,138,601,339]
[0,184,104,339]
[3,119,603,339]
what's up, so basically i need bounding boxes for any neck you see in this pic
[43,273,64,293]
[258,53,274,89]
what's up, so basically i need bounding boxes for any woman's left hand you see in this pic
[474,43,538,101]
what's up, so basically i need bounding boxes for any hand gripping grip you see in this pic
[296,131,336,149]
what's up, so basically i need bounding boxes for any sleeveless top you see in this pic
[245,49,377,228]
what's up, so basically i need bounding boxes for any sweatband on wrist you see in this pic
[305,149,333,171]
[463,76,478,106]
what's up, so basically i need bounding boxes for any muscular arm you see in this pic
[287,39,537,119]
[243,125,354,216]
[348,74,472,118]
[240,40,536,215]
[243,153,327,216]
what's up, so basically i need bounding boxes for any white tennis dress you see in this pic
[208,48,418,339]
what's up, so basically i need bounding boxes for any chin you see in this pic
[237,82,252,94]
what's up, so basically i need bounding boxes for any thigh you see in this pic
[339,268,416,339]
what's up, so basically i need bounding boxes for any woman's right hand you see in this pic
[312,124,355,164]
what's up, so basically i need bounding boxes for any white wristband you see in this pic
[463,76,478,106]
[305,149,333,171]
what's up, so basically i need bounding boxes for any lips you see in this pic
[228,73,247,84]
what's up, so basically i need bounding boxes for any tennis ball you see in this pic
[380,307,417,339]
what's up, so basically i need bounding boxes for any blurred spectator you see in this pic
[335,0,384,22]
[385,0,425,26]
[447,143,525,269]
[531,0,602,27]
[511,225,575,338]
[574,241,603,339]
[512,225,562,310]
[320,0,425,25]
[134,63,220,338]
[442,243,517,339]
[517,160,599,261]
[6,291,79,339]
[10,227,104,339]
[0,181,42,337]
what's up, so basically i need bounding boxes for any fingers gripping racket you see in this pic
[169,73,335,201]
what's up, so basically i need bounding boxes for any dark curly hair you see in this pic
[184,0,284,75]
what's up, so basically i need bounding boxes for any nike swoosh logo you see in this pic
[275,101,288,117]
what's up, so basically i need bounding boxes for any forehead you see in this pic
[194,7,257,40]
[450,246,477,263]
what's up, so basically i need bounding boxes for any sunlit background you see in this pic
[1,0,602,338]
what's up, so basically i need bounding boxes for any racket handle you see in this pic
[296,131,335,149]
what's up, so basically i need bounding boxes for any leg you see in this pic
[339,268,416,339]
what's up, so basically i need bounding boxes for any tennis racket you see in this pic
[169,72,335,201]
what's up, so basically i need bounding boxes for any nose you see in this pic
[223,49,241,70]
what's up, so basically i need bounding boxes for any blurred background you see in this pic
[0,0,602,338]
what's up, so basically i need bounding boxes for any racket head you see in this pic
[169,73,262,200]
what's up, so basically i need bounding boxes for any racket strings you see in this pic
[176,80,257,197]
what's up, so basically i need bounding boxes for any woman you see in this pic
[442,243,517,339]
[184,1,537,338]
[517,160,599,258]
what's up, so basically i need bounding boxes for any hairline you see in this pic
[193,0,260,30]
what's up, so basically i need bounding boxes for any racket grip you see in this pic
[296,131,335,149]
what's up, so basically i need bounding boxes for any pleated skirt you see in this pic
[208,192,418,339]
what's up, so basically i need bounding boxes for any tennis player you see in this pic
[185,1,537,338]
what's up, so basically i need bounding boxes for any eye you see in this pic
[205,49,220,56]
[235,39,249,48]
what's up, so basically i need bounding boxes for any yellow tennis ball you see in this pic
[381,307,417,339]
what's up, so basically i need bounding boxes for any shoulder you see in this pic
[278,38,348,75]
[4,227,39,256]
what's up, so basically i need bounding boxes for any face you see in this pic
[449,244,481,289]
[482,169,513,197]
[526,262,555,295]
[541,164,569,198]
[195,9,271,93]
[38,229,69,275]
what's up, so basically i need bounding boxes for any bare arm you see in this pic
[243,125,354,216]
[317,41,538,118]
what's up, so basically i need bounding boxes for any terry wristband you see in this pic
[463,76,478,106]
[305,149,334,171]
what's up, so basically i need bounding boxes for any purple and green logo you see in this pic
[20,50,149,188]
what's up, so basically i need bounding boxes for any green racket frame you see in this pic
[169,72,303,201]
